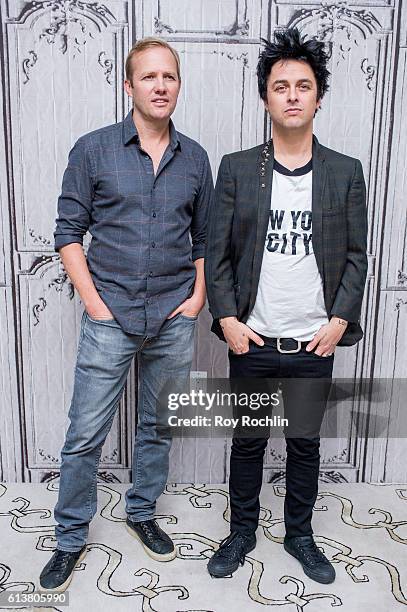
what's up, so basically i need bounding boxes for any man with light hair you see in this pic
[39,37,213,591]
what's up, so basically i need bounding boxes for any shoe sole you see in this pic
[208,540,257,578]
[39,547,87,593]
[284,543,336,584]
[125,523,176,562]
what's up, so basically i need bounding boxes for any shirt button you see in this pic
[152,211,156,218]
[146,299,151,304]
[151,242,156,248]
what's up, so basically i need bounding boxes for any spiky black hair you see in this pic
[257,27,330,105]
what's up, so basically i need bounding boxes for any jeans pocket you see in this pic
[310,350,334,359]
[86,313,116,324]
[178,313,198,321]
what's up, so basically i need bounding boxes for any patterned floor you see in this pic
[0,482,407,611]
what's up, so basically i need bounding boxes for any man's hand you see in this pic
[86,299,113,320]
[167,295,205,319]
[305,316,348,356]
[58,244,114,321]
[220,317,264,354]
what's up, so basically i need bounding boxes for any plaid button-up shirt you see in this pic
[54,110,214,336]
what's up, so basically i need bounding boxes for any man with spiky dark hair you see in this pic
[205,27,368,583]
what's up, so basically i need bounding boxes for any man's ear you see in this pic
[124,79,133,97]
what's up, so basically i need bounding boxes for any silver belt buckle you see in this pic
[277,338,302,354]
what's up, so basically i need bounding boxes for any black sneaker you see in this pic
[207,531,256,578]
[125,518,176,561]
[39,546,87,592]
[284,535,336,584]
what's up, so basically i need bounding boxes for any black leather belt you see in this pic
[258,335,310,354]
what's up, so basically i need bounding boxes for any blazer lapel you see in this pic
[249,140,274,312]
[311,134,327,283]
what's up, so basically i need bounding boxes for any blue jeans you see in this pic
[54,312,196,551]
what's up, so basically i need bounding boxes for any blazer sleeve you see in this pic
[204,154,238,320]
[330,159,368,323]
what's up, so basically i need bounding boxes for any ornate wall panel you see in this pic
[364,31,407,483]
[0,0,405,484]
[1,0,135,482]
[0,33,22,482]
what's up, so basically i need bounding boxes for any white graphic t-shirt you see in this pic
[246,157,328,341]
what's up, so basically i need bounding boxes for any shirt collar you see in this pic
[122,109,181,151]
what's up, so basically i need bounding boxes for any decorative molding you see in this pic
[100,448,118,462]
[212,50,248,66]
[287,0,382,62]
[41,471,60,483]
[397,269,407,287]
[12,1,117,60]
[28,228,52,247]
[395,299,407,311]
[22,50,38,84]
[153,17,174,35]
[266,447,286,462]
[97,472,121,483]
[14,0,116,28]
[154,0,250,38]
[98,51,114,84]
[21,255,59,276]
[48,270,74,300]
[265,470,286,483]
[40,470,122,482]
[361,57,376,91]
[154,15,250,37]
[32,297,47,326]
[31,268,74,326]
[38,448,59,463]
[324,448,348,463]
[319,471,349,483]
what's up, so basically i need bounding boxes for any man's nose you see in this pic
[154,78,167,92]
[287,87,299,101]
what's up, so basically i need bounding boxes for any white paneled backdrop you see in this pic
[0,0,406,484]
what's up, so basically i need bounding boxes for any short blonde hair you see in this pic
[125,37,181,83]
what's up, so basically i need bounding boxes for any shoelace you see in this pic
[139,520,160,542]
[50,551,73,572]
[216,533,248,565]
[296,540,327,567]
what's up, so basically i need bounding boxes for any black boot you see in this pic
[207,532,256,578]
[39,546,87,592]
[284,535,335,584]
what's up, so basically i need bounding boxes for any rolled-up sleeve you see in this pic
[190,150,214,261]
[54,136,94,252]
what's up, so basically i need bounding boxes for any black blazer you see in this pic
[205,135,368,346]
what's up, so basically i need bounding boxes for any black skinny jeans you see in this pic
[228,340,334,538]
